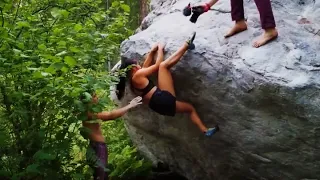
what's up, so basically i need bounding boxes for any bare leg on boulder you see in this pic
[157,32,219,136]
[157,32,195,95]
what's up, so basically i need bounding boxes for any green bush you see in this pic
[103,120,152,179]
[0,0,152,179]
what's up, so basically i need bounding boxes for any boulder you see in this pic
[117,0,320,179]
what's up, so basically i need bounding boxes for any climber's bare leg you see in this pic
[224,20,248,38]
[160,32,196,69]
[158,61,176,97]
[176,101,208,132]
[163,43,189,69]
[142,43,158,68]
[157,32,196,99]
[157,42,190,96]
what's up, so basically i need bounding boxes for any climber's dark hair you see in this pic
[116,59,138,100]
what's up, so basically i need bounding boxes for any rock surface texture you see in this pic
[118,0,320,179]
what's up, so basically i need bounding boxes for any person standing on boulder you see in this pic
[116,32,219,137]
[185,0,278,48]
[82,93,142,180]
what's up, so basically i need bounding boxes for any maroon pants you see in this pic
[87,141,109,180]
[231,0,276,29]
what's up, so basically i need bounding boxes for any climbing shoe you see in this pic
[205,125,219,137]
[183,3,192,16]
[186,31,196,50]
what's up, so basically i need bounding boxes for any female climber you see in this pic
[116,32,219,137]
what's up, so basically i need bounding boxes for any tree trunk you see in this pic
[139,0,148,23]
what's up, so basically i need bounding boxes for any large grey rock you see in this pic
[118,0,320,179]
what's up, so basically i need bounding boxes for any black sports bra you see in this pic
[134,79,155,97]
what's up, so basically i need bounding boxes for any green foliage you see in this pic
[103,120,152,179]
[0,0,151,179]
[107,0,145,29]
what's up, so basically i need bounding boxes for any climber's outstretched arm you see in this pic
[87,96,142,121]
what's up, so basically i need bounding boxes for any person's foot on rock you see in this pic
[252,28,278,48]
[186,31,196,50]
[224,20,248,38]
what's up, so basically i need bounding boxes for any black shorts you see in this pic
[149,88,176,116]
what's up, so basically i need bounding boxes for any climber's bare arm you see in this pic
[135,64,159,78]
[142,44,158,68]
[88,105,132,121]
[136,44,164,78]
[87,96,142,121]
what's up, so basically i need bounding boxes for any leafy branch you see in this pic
[89,16,98,29]
[0,85,12,115]
[15,28,23,40]
[0,0,151,179]
[32,4,52,15]
[12,0,22,25]
[0,8,4,27]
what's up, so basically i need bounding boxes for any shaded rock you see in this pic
[116,0,320,179]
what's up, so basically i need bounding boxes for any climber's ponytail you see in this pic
[116,59,138,100]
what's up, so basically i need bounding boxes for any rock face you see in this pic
[118,0,320,179]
